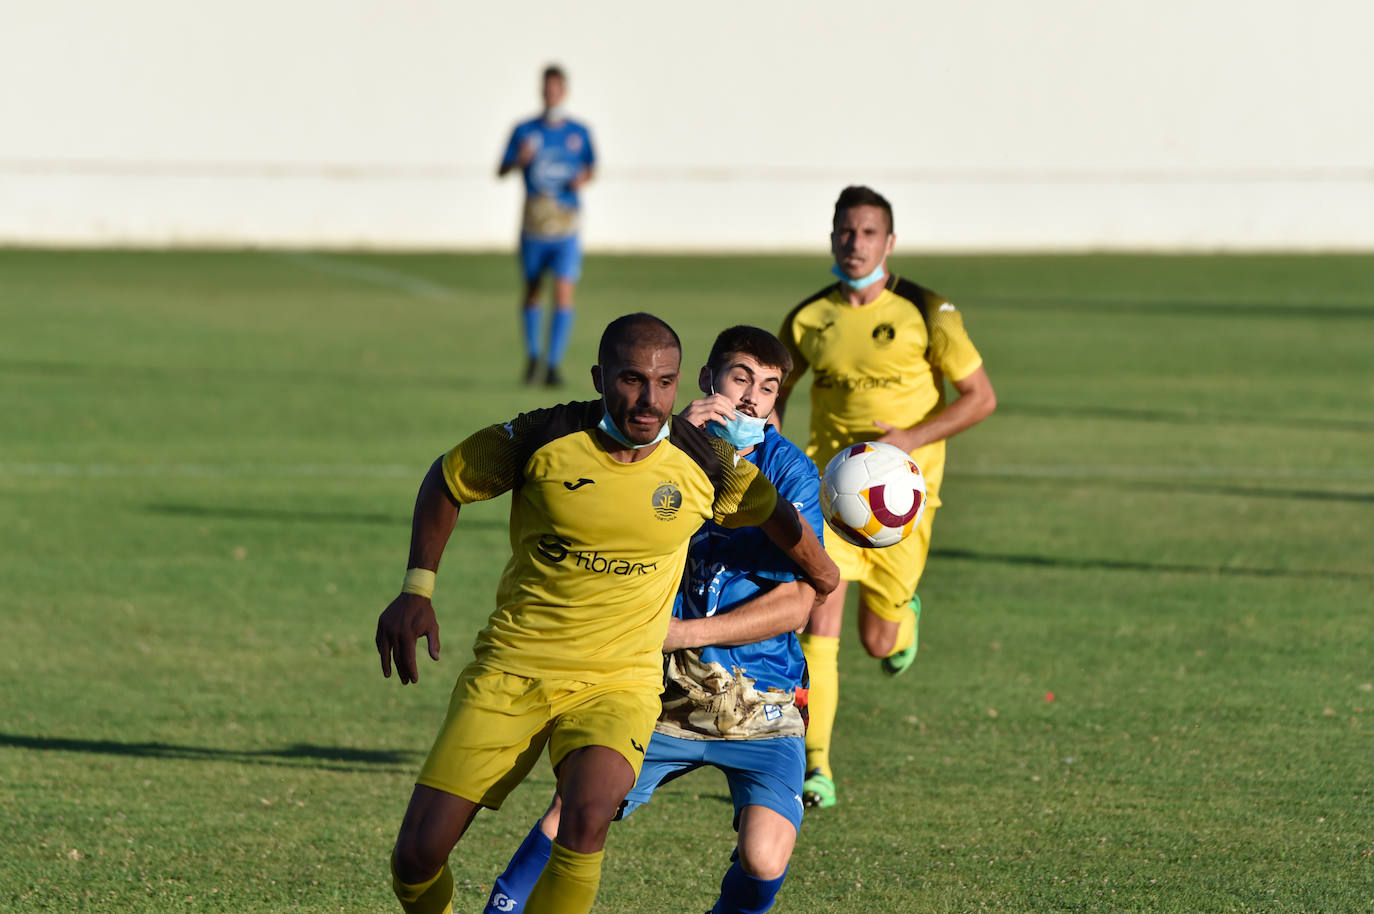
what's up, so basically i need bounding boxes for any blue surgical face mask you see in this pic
[598,407,669,449]
[708,412,767,449]
[705,384,768,450]
[831,262,886,289]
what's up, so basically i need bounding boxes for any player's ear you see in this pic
[885,233,896,258]
[591,365,604,394]
[698,365,712,395]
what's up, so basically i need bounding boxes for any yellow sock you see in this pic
[390,856,453,914]
[886,606,916,658]
[799,633,840,779]
[525,840,604,914]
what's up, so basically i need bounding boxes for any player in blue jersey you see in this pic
[482,326,822,914]
[498,64,597,388]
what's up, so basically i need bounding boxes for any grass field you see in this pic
[1,249,1371,913]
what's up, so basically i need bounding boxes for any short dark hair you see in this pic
[706,325,792,382]
[542,64,566,84]
[833,185,894,234]
[598,313,681,366]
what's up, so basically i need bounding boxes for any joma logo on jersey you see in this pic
[651,483,683,520]
[535,534,656,576]
[813,369,901,390]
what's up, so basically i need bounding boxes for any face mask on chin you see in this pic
[598,406,669,450]
[831,261,886,289]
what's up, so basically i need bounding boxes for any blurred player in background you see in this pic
[775,185,997,809]
[375,313,837,914]
[498,64,596,387]
[483,326,821,914]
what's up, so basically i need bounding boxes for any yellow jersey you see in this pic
[779,274,984,468]
[441,400,778,687]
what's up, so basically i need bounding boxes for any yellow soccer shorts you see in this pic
[416,661,661,809]
[825,439,946,621]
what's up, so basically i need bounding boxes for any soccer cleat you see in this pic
[523,356,540,385]
[544,366,564,387]
[801,768,836,809]
[881,594,921,677]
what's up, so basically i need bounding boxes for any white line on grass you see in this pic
[270,252,456,300]
[3,463,1373,481]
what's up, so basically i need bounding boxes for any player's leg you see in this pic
[392,785,480,914]
[543,237,582,387]
[482,794,559,914]
[856,496,936,673]
[395,664,554,914]
[522,685,660,914]
[801,535,861,809]
[518,238,548,383]
[710,737,804,913]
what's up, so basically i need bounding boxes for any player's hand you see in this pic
[873,420,921,453]
[516,139,537,168]
[569,167,591,190]
[375,593,441,684]
[679,393,737,430]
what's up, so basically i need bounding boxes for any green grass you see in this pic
[1,249,1371,913]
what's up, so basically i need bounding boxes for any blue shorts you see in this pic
[618,732,806,833]
[519,235,582,283]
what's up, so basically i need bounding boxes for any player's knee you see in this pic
[859,626,895,658]
[555,795,618,852]
[737,841,790,881]
[391,832,446,886]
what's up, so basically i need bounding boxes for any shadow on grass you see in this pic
[998,402,1374,434]
[144,502,508,529]
[930,547,1373,581]
[960,473,1374,506]
[966,295,1374,321]
[0,733,418,774]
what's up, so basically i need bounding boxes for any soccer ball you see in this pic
[819,441,927,548]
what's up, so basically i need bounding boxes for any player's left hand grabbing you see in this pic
[375,594,441,685]
[679,393,737,430]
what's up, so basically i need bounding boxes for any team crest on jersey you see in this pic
[872,323,896,347]
[651,483,683,520]
[566,133,583,153]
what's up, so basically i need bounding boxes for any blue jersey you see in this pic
[501,116,595,239]
[676,426,824,694]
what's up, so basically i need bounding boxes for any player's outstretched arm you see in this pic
[758,499,838,603]
[875,364,997,452]
[664,579,815,652]
[375,456,460,685]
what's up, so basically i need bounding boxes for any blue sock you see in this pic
[483,823,552,914]
[523,306,542,361]
[711,860,786,914]
[547,308,575,368]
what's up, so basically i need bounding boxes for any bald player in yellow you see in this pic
[374,312,837,914]
[775,186,997,810]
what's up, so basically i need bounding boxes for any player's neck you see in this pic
[842,274,888,307]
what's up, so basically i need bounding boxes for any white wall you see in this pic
[2,0,1371,251]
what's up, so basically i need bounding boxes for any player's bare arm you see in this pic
[874,365,997,453]
[569,166,594,190]
[375,456,460,685]
[758,499,839,602]
[663,578,816,651]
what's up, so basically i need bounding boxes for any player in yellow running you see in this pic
[775,186,997,809]
[375,313,838,914]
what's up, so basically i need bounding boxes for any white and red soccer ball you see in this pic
[819,441,927,548]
